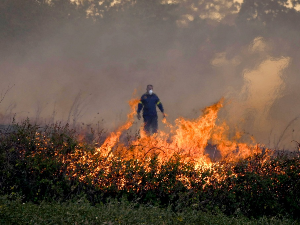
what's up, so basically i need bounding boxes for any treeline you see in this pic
[1,0,300,59]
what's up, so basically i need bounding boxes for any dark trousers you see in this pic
[143,115,158,135]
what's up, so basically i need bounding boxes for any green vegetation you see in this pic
[0,120,300,224]
[0,196,297,225]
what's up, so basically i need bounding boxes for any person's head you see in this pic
[146,84,153,95]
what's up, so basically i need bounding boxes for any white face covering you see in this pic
[148,89,153,95]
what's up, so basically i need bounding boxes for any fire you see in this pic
[61,96,267,186]
[99,97,140,157]
[98,97,261,164]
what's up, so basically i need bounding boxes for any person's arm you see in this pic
[156,98,165,118]
[137,99,143,120]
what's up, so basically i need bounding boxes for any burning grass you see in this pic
[0,99,300,219]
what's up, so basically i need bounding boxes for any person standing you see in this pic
[137,84,165,135]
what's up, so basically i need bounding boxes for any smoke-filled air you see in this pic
[1,0,300,150]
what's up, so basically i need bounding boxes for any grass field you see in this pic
[0,196,297,225]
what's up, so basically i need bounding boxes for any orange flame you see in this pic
[97,96,264,165]
[99,97,140,157]
[59,96,267,186]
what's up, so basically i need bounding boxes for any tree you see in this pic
[237,0,300,42]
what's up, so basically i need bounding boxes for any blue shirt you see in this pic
[137,93,164,116]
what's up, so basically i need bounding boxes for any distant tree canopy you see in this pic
[238,0,300,36]
[0,0,84,39]
[0,0,300,59]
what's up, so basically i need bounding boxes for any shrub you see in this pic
[0,120,300,219]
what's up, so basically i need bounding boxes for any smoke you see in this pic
[221,37,290,147]
[0,0,300,150]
